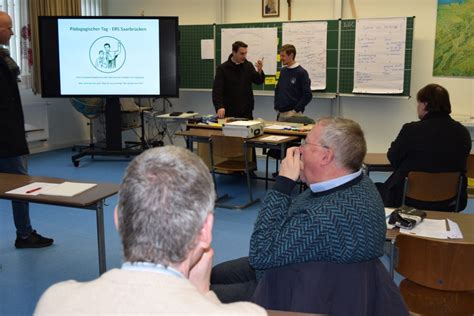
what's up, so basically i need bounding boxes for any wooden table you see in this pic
[0,173,119,275]
[246,135,299,150]
[176,129,223,151]
[176,129,298,167]
[183,129,394,175]
[246,135,299,190]
[151,112,199,145]
[363,153,393,174]
[385,210,474,278]
[176,129,299,208]
[186,122,312,137]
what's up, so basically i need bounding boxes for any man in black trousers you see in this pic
[0,11,53,248]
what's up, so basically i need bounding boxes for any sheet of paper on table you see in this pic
[264,125,293,130]
[39,182,97,197]
[446,219,463,239]
[258,135,291,142]
[400,218,448,239]
[6,182,60,196]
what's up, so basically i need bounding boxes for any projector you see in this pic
[222,120,264,138]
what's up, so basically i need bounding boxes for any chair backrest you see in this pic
[253,259,409,315]
[395,234,474,291]
[402,171,462,210]
[279,115,315,125]
[210,135,245,159]
[466,154,474,179]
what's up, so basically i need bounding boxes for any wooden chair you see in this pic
[402,171,462,212]
[395,234,474,315]
[209,135,259,209]
[466,154,474,198]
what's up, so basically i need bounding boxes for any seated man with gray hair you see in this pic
[35,147,265,315]
[212,118,403,313]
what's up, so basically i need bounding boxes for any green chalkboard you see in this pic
[178,17,414,96]
[179,25,214,89]
[339,17,414,96]
[325,20,339,93]
[215,22,281,91]
[215,20,338,93]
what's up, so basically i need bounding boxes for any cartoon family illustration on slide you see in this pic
[90,37,125,73]
[95,41,122,69]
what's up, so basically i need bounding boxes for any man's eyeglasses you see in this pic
[300,139,329,149]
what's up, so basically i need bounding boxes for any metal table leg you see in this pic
[95,200,107,275]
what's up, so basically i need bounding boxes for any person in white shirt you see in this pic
[35,146,265,315]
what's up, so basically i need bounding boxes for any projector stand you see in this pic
[71,97,147,167]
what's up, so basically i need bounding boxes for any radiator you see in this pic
[22,102,49,142]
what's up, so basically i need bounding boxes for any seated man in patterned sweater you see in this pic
[211,117,387,303]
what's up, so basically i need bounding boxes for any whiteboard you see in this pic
[353,17,407,94]
[282,22,327,90]
[221,28,278,75]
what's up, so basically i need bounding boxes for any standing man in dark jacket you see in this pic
[376,83,472,211]
[212,41,265,119]
[274,44,312,121]
[0,11,53,248]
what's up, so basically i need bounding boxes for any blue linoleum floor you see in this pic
[0,149,472,315]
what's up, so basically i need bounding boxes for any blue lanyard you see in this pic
[121,262,185,279]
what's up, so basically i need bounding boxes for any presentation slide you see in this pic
[58,19,160,95]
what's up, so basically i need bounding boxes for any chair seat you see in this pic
[400,279,474,316]
[215,161,257,172]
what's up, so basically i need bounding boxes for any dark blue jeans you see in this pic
[0,156,33,238]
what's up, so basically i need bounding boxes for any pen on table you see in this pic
[26,187,42,194]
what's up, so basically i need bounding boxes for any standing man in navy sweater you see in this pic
[212,41,265,119]
[274,44,312,121]
[0,11,53,248]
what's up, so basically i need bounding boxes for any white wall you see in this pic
[21,90,89,154]
[105,0,223,23]
[101,0,473,152]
